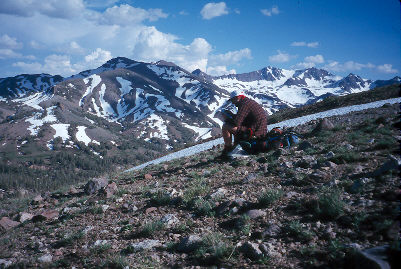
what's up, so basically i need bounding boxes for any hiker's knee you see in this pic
[222,123,237,134]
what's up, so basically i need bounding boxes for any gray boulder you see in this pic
[177,235,203,253]
[84,178,109,195]
[353,245,391,269]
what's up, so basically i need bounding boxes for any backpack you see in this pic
[239,127,301,154]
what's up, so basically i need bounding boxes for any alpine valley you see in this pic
[0,57,399,191]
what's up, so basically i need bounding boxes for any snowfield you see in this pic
[125,97,401,172]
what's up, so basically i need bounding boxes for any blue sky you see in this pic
[0,0,399,80]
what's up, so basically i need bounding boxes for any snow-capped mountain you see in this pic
[0,57,399,158]
[199,67,378,114]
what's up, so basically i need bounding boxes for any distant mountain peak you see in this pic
[155,60,178,67]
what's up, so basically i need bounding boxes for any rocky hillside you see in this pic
[0,102,399,268]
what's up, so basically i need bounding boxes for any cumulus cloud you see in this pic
[209,48,252,66]
[100,4,168,26]
[377,64,398,74]
[0,34,23,49]
[324,61,375,72]
[201,2,229,20]
[268,50,296,63]
[1,2,252,78]
[261,6,279,17]
[12,48,112,76]
[133,27,212,72]
[207,65,236,76]
[0,0,85,18]
[304,54,324,64]
[291,41,319,48]
[291,62,316,69]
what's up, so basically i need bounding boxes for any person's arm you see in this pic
[234,104,251,132]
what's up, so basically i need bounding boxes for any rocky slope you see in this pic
[1,102,399,268]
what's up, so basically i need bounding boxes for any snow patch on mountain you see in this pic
[142,114,169,141]
[50,124,70,142]
[76,126,99,146]
[80,74,102,107]
[97,84,117,118]
[25,106,58,135]
[182,123,213,141]
[12,91,53,110]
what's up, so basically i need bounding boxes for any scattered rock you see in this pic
[210,188,227,199]
[313,118,335,133]
[38,254,52,263]
[31,195,44,205]
[239,241,264,260]
[371,155,400,177]
[298,141,313,151]
[32,210,59,222]
[0,217,20,231]
[69,186,79,195]
[131,239,161,251]
[326,151,335,158]
[160,214,179,227]
[145,207,157,214]
[18,212,34,223]
[353,245,391,269]
[245,209,266,219]
[177,235,202,253]
[0,259,13,268]
[144,174,153,180]
[84,178,109,195]
[104,182,118,198]
[263,224,281,238]
[243,173,257,183]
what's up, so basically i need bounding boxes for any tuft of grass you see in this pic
[52,230,85,248]
[148,189,171,206]
[283,220,315,242]
[195,232,233,263]
[91,243,111,255]
[258,189,283,207]
[192,197,215,217]
[100,255,128,269]
[314,188,345,220]
[182,177,210,204]
[138,220,165,238]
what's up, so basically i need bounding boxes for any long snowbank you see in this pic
[125,97,401,172]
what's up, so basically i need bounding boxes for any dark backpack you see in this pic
[239,127,301,154]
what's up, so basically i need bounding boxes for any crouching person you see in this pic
[220,90,268,159]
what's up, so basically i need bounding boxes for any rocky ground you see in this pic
[0,103,399,268]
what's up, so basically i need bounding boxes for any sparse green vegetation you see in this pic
[314,187,345,220]
[258,188,283,207]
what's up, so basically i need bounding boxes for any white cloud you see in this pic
[0,34,23,49]
[84,48,112,67]
[291,62,316,69]
[0,49,23,59]
[0,0,85,18]
[100,4,168,26]
[13,54,76,75]
[12,48,112,76]
[179,10,189,16]
[377,64,398,74]
[209,48,252,66]
[132,27,212,72]
[0,48,35,60]
[84,0,119,9]
[268,50,296,63]
[261,6,279,17]
[291,41,319,48]
[324,61,375,72]
[304,54,324,64]
[207,65,236,76]
[0,3,253,78]
[201,2,229,20]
